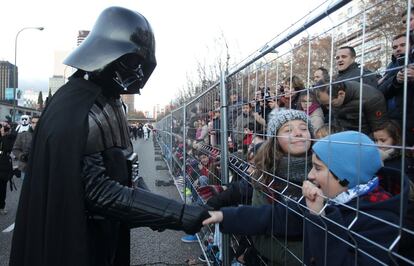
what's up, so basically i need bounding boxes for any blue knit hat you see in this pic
[266,109,313,136]
[312,131,382,189]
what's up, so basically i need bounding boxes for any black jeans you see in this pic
[0,179,7,209]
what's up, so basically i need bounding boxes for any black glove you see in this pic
[180,204,210,235]
[206,181,252,210]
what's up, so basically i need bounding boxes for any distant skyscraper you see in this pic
[54,50,70,76]
[49,75,65,95]
[0,61,17,100]
[121,94,135,113]
[77,30,90,46]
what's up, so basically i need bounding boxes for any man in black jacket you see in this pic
[378,33,414,146]
[10,7,208,266]
[315,81,386,135]
[335,46,378,88]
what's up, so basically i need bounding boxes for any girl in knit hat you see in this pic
[245,108,313,265]
[203,131,410,265]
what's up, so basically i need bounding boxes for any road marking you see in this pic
[2,223,15,233]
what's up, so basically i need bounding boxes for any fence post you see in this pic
[219,70,231,266]
[169,114,173,169]
[182,104,188,202]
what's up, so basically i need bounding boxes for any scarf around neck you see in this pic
[330,176,379,205]
[274,154,311,184]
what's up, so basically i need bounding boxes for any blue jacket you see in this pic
[220,167,410,265]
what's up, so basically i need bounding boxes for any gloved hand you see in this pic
[180,204,210,235]
[196,185,224,201]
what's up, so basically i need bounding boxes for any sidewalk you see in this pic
[130,137,203,266]
[0,137,203,266]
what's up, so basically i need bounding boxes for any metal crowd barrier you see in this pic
[155,0,414,265]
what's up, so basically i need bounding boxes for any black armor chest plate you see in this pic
[85,94,132,155]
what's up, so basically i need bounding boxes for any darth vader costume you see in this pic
[10,7,208,266]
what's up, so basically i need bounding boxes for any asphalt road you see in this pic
[0,136,203,266]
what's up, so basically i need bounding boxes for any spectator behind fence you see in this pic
[196,117,209,144]
[204,131,410,265]
[378,33,407,111]
[373,120,414,180]
[279,75,304,110]
[402,7,414,34]
[335,46,378,88]
[378,32,414,146]
[218,109,313,265]
[228,89,242,132]
[314,123,344,139]
[297,91,324,133]
[253,88,264,114]
[209,108,221,147]
[313,67,330,85]
[233,101,260,151]
[315,80,387,135]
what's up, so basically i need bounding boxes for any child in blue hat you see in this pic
[203,131,410,265]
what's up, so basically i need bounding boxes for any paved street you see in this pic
[0,136,203,266]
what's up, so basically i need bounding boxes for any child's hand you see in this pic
[302,181,325,215]
[202,211,223,225]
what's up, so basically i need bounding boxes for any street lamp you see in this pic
[13,26,44,122]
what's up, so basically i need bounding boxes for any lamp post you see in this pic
[13,26,44,122]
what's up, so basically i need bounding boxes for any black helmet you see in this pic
[64,6,156,93]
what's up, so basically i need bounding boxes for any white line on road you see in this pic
[2,223,14,233]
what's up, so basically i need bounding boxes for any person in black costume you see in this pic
[0,122,15,215]
[10,6,209,266]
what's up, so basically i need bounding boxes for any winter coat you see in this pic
[233,112,256,148]
[336,62,378,88]
[0,134,15,180]
[332,81,387,135]
[308,105,325,133]
[377,58,414,146]
[220,167,410,266]
[12,129,34,171]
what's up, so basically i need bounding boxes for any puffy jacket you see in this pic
[332,81,386,135]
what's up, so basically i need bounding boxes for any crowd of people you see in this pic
[2,4,414,266]
[0,115,38,216]
[128,123,152,141]
[155,7,414,265]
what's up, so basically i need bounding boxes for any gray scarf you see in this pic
[274,154,311,183]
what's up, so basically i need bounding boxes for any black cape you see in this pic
[10,77,101,266]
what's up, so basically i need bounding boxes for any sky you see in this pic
[1,0,327,113]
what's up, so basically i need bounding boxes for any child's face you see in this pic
[199,154,209,166]
[308,154,347,198]
[300,95,312,110]
[373,129,394,151]
[277,120,311,156]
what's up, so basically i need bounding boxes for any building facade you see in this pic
[121,94,135,114]
[49,75,65,95]
[0,61,17,100]
[77,30,90,46]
